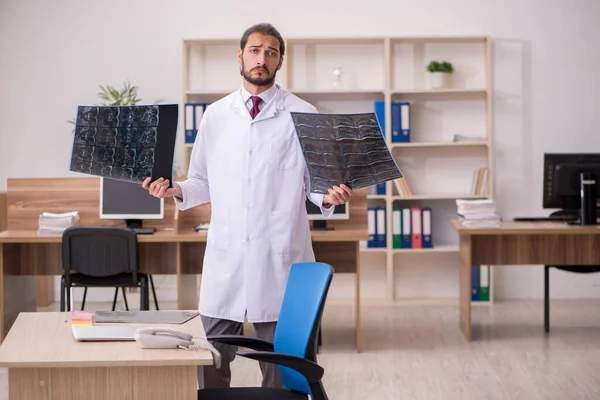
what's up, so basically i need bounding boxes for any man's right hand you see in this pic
[142,177,182,200]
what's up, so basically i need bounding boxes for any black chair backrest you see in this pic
[62,226,138,279]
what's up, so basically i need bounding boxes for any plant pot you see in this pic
[429,72,451,90]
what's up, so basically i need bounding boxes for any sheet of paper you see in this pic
[93,310,199,325]
[69,104,178,186]
[291,112,403,194]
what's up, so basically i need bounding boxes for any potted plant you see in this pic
[68,80,164,125]
[426,61,454,90]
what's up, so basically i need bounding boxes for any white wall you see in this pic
[1,0,599,302]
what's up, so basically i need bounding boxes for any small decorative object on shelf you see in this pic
[426,61,454,90]
[332,66,344,91]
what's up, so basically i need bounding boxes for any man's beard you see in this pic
[241,61,277,86]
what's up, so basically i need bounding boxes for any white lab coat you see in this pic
[175,84,334,323]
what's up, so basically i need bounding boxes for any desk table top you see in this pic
[0,228,368,243]
[0,312,213,368]
[452,219,600,235]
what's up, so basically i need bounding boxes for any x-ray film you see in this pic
[291,112,403,194]
[69,104,178,186]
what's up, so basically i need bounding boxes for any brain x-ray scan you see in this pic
[69,104,178,185]
[291,112,403,194]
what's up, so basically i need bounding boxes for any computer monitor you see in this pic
[306,198,350,230]
[543,153,600,224]
[100,178,164,229]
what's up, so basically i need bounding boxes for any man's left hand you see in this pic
[323,184,352,206]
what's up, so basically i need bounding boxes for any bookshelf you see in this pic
[181,35,494,305]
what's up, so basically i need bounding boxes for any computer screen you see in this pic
[306,198,349,230]
[100,178,163,228]
[543,153,600,211]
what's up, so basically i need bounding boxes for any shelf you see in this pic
[185,90,231,96]
[183,38,238,44]
[287,37,386,46]
[359,247,387,253]
[392,194,487,200]
[392,88,487,95]
[391,141,487,149]
[392,245,458,254]
[182,34,494,305]
[290,89,385,95]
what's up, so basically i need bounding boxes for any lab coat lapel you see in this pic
[230,85,285,123]
[230,90,248,120]
[252,86,284,123]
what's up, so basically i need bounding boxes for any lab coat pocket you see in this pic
[207,209,229,251]
[269,210,299,256]
[269,136,298,170]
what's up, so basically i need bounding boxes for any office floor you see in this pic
[1,299,599,399]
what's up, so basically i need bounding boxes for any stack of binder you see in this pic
[367,206,432,249]
[374,101,411,143]
[184,102,210,144]
[471,264,490,302]
[367,206,386,247]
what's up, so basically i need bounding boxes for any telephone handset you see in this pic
[134,327,221,369]
[134,327,194,348]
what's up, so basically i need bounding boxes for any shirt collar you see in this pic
[240,84,277,106]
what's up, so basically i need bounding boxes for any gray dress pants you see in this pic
[199,314,285,389]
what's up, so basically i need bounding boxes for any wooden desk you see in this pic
[0,311,211,400]
[0,177,368,351]
[452,219,600,341]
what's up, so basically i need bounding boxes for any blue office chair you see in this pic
[198,261,334,400]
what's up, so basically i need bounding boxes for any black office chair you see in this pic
[60,226,150,312]
[80,275,159,311]
[544,210,600,332]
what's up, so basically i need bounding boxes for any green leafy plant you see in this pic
[97,80,143,105]
[68,80,163,126]
[426,61,454,73]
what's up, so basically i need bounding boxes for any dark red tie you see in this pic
[250,96,262,120]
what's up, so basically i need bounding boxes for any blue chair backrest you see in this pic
[273,262,333,395]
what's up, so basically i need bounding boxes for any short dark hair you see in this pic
[240,23,285,56]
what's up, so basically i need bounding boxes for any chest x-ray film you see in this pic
[291,112,403,194]
[69,104,178,186]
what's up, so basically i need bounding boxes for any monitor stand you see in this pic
[124,219,156,234]
[125,219,143,229]
[311,220,334,231]
[579,172,597,225]
[566,172,598,226]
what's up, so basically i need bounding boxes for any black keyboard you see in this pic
[513,216,577,222]
[131,227,156,234]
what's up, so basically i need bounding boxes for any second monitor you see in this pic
[306,198,349,230]
[100,178,164,232]
[543,153,600,225]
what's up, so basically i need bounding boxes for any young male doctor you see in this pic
[142,23,352,389]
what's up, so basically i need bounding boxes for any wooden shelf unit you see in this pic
[181,35,495,304]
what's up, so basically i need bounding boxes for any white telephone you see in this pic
[134,327,221,369]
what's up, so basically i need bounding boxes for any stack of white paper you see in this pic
[456,199,500,227]
[38,211,79,235]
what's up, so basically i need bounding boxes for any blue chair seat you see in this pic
[198,388,307,400]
